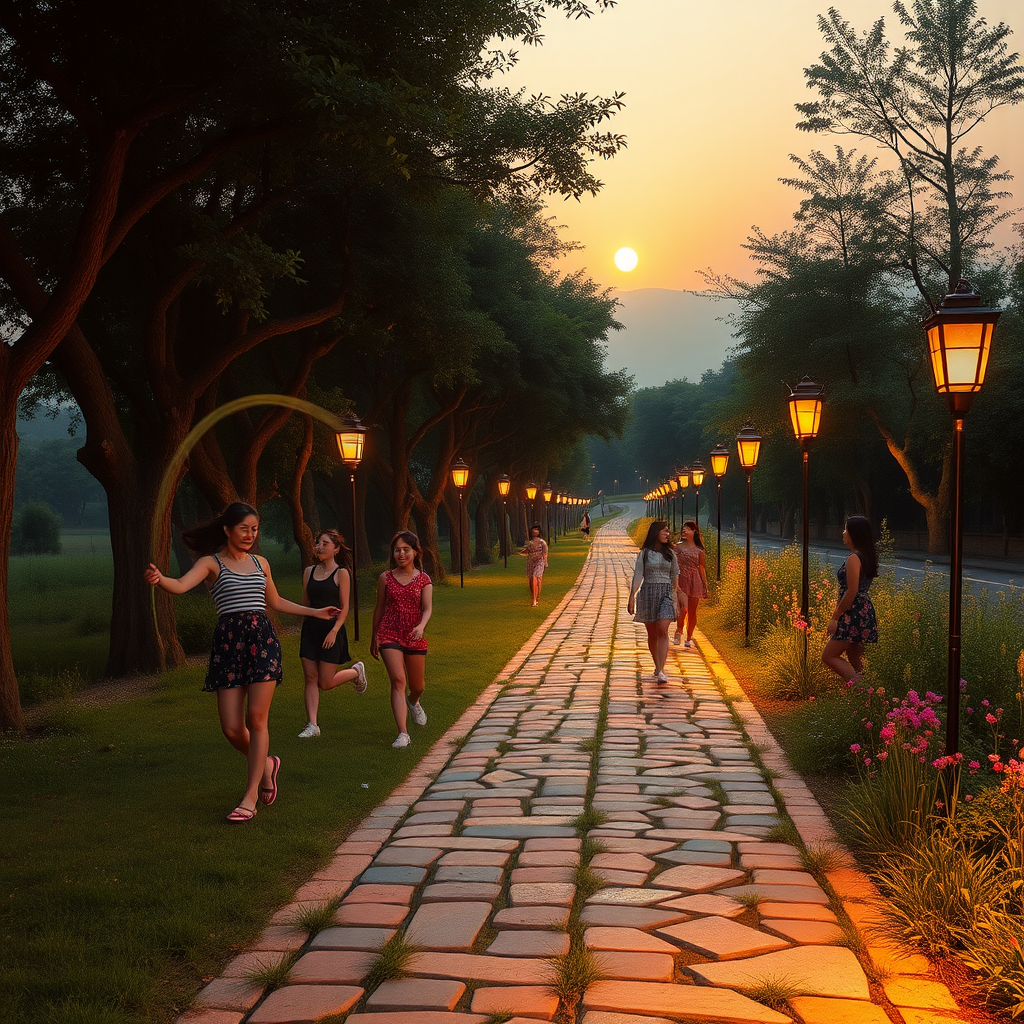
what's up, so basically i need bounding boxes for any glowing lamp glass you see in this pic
[736,424,762,470]
[691,461,705,488]
[922,282,1000,400]
[526,482,538,501]
[543,485,553,503]
[709,445,729,477]
[497,475,511,497]
[677,468,690,489]
[450,458,470,490]
[335,415,366,467]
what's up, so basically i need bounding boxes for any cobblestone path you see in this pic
[187,507,970,1024]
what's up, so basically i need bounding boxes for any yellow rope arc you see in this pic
[149,394,345,662]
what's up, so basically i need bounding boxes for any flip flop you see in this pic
[227,803,257,822]
[260,755,281,806]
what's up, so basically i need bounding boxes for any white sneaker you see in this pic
[407,700,427,727]
[298,722,321,738]
[684,639,694,650]
[353,661,368,693]
[392,732,411,748]
[656,671,668,684]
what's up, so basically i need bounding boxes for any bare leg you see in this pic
[382,648,409,735]
[685,596,700,641]
[822,639,857,682]
[322,661,358,690]
[536,573,544,600]
[529,576,540,605]
[674,592,687,644]
[847,643,865,676]
[644,622,659,672]
[300,657,320,725]
[404,653,426,706]
[217,681,277,810]
[653,619,670,675]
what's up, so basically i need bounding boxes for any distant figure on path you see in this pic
[371,531,432,749]
[144,502,339,822]
[673,519,709,648]
[823,515,879,682]
[627,520,679,684]
[580,508,592,540]
[297,529,368,739]
[519,523,549,607]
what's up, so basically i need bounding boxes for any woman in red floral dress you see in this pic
[371,531,433,748]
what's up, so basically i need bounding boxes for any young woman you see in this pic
[580,509,592,540]
[674,520,709,649]
[519,523,549,607]
[370,531,433,749]
[144,503,339,822]
[822,515,879,682]
[627,520,679,683]
[297,529,368,738]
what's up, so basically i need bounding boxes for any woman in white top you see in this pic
[627,521,679,683]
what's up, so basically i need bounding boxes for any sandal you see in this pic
[227,803,257,823]
[260,755,281,806]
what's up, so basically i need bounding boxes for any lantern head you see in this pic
[543,484,553,503]
[525,481,538,501]
[335,414,366,469]
[691,460,705,488]
[709,443,729,478]
[450,458,470,490]
[497,474,511,497]
[788,376,824,442]
[736,423,762,471]
[677,467,690,489]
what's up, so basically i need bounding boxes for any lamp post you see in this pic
[709,443,729,581]
[497,474,511,569]
[736,423,762,644]
[335,414,367,640]
[669,478,679,533]
[526,481,538,529]
[451,458,470,588]
[677,467,690,524]
[923,280,1001,756]
[691,460,705,528]
[788,377,824,665]
[543,483,553,545]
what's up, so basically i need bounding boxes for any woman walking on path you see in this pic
[627,520,679,683]
[370,531,433,749]
[519,523,549,607]
[580,509,591,540]
[673,520,709,649]
[822,515,879,682]
[144,503,339,822]
[297,530,368,739]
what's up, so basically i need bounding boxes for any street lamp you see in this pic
[497,474,511,569]
[677,466,690,523]
[788,376,824,665]
[543,483,553,545]
[668,477,679,533]
[334,414,366,640]
[923,280,1001,756]
[451,458,470,588]
[710,443,729,581]
[691,460,705,527]
[736,422,762,644]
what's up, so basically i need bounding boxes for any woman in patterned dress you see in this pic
[627,521,679,683]
[519,523,549,607]
[370,531,433,748]
[673,520,709,649]
[822,515,879,682]
[144,503,339,822]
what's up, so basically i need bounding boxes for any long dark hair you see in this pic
[314,529,352,573]
[681,520,704,550]
[181,502,259,556]
[389,530,424,571]
[845,515,878,580]
[641,520,673,561]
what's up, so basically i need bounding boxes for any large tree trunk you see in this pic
[0,398,25,732]
[412,500,445,580]
[475,491,494,564]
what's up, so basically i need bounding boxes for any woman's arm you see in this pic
[261,558,338,619]
[369,573,388,659]
[698,549,709,593]
[144,556,216,595]
[321,568,350,648]
[409,583,433,640]
[628,551,644,611]
[541,539,549,567]
[301,565,312,606]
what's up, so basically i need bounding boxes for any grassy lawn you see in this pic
[0,513,618,1024]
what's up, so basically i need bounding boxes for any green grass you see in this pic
[0,528,598,1024]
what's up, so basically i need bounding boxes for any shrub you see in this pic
[11,501,62,555]
[759,620,835,699]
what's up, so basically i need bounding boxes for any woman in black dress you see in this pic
[822,515,879,682]
[297,530,367,738]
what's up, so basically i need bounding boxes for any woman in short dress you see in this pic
[145,503,339,822]
[673,520,709,649]
[822,515,879,682]
[370,531,433,748]
[627,520,679,683]
[519,523,549,607]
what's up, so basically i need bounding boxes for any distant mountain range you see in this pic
[605,288,739,389]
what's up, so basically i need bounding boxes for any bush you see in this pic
[11,501,62,555]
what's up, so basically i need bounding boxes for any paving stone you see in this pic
[365,978,466,1011]
[654,849,733,867]
[344,884,416,905]
[897,1010,972,1024]
[248,985,363,1022]
[493,906,571,929]
[346,1013,487,1024]
[510,867,575,884]
[883,978,959,1010]
[656,917,789,960]
[751,868,818,886]
[590,854,656,873]
[438,851,510,867]
[251,926,308,952]
[517,851,580,867]
[421,882,502,902]
[580,1012,678,1024]
[510,882,576,906]
[739,854,804,870]
[650,865,745,892]
[718,883,829,905]
[689,945,870,999]
[288,950,373,984]
[581,981,792,1023]
[487,930,570,957]
[471,985,560,1020]
[586,887,682,906]
[407,952,555,983]
[593,869,651,886]
[372,847,444,867]
[406,902,492,951]
[579,906,689,930]
[592,951,675,981]
[310,927,395,950]
[583,927,679,953]
[360,866,429,885]
[761,918,844,944]
[391,837,519,851]
[463,826,576,838]
[194,977,264,1011]
[865,942,930,976]
[434,865,503,883]
[334,904,409,927]
[176,1012,243,1024]
[788,997,893,1023]
[656,894,745,918]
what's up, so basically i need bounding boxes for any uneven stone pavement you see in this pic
[183,507,971,1024]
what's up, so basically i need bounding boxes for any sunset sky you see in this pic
[502,0,1024,295]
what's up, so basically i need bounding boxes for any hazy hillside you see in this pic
[606,288,738,388]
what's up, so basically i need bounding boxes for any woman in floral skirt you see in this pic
[822,515,879,682]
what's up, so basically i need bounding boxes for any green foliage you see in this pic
[570,808,608,837]
[364,933,421,991]
[548,937,604,1012]
[11,502,61,556]
[292,898,343,938]
[243,952,296,993]
[13,436,107,527]
[746,975,802,1011]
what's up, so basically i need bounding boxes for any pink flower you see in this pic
[850,743,861,754]
[969,760,981,774]
[986,713,998,724]
[877,751,888,761]
[989,753,1002,762]
[863,757,872,766]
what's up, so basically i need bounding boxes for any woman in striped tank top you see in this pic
[145,503,340,823]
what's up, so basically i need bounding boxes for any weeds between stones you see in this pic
[733,891,766,909]
[570,808,608,837]
[578,836,607,863]
[243,951,298,992]
[765,821,802,847]
[577,736,600,753]
[573,864,605,902]
[483,1012,515,1024]
[549,937,604,1014]
[746,974,802,1011]
[363,933,421,990]
[291,897,343,938]
[448,733,469,752]
[799,843,846,875]
[703,779,729,806]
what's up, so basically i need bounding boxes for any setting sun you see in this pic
[614,247,638,272]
